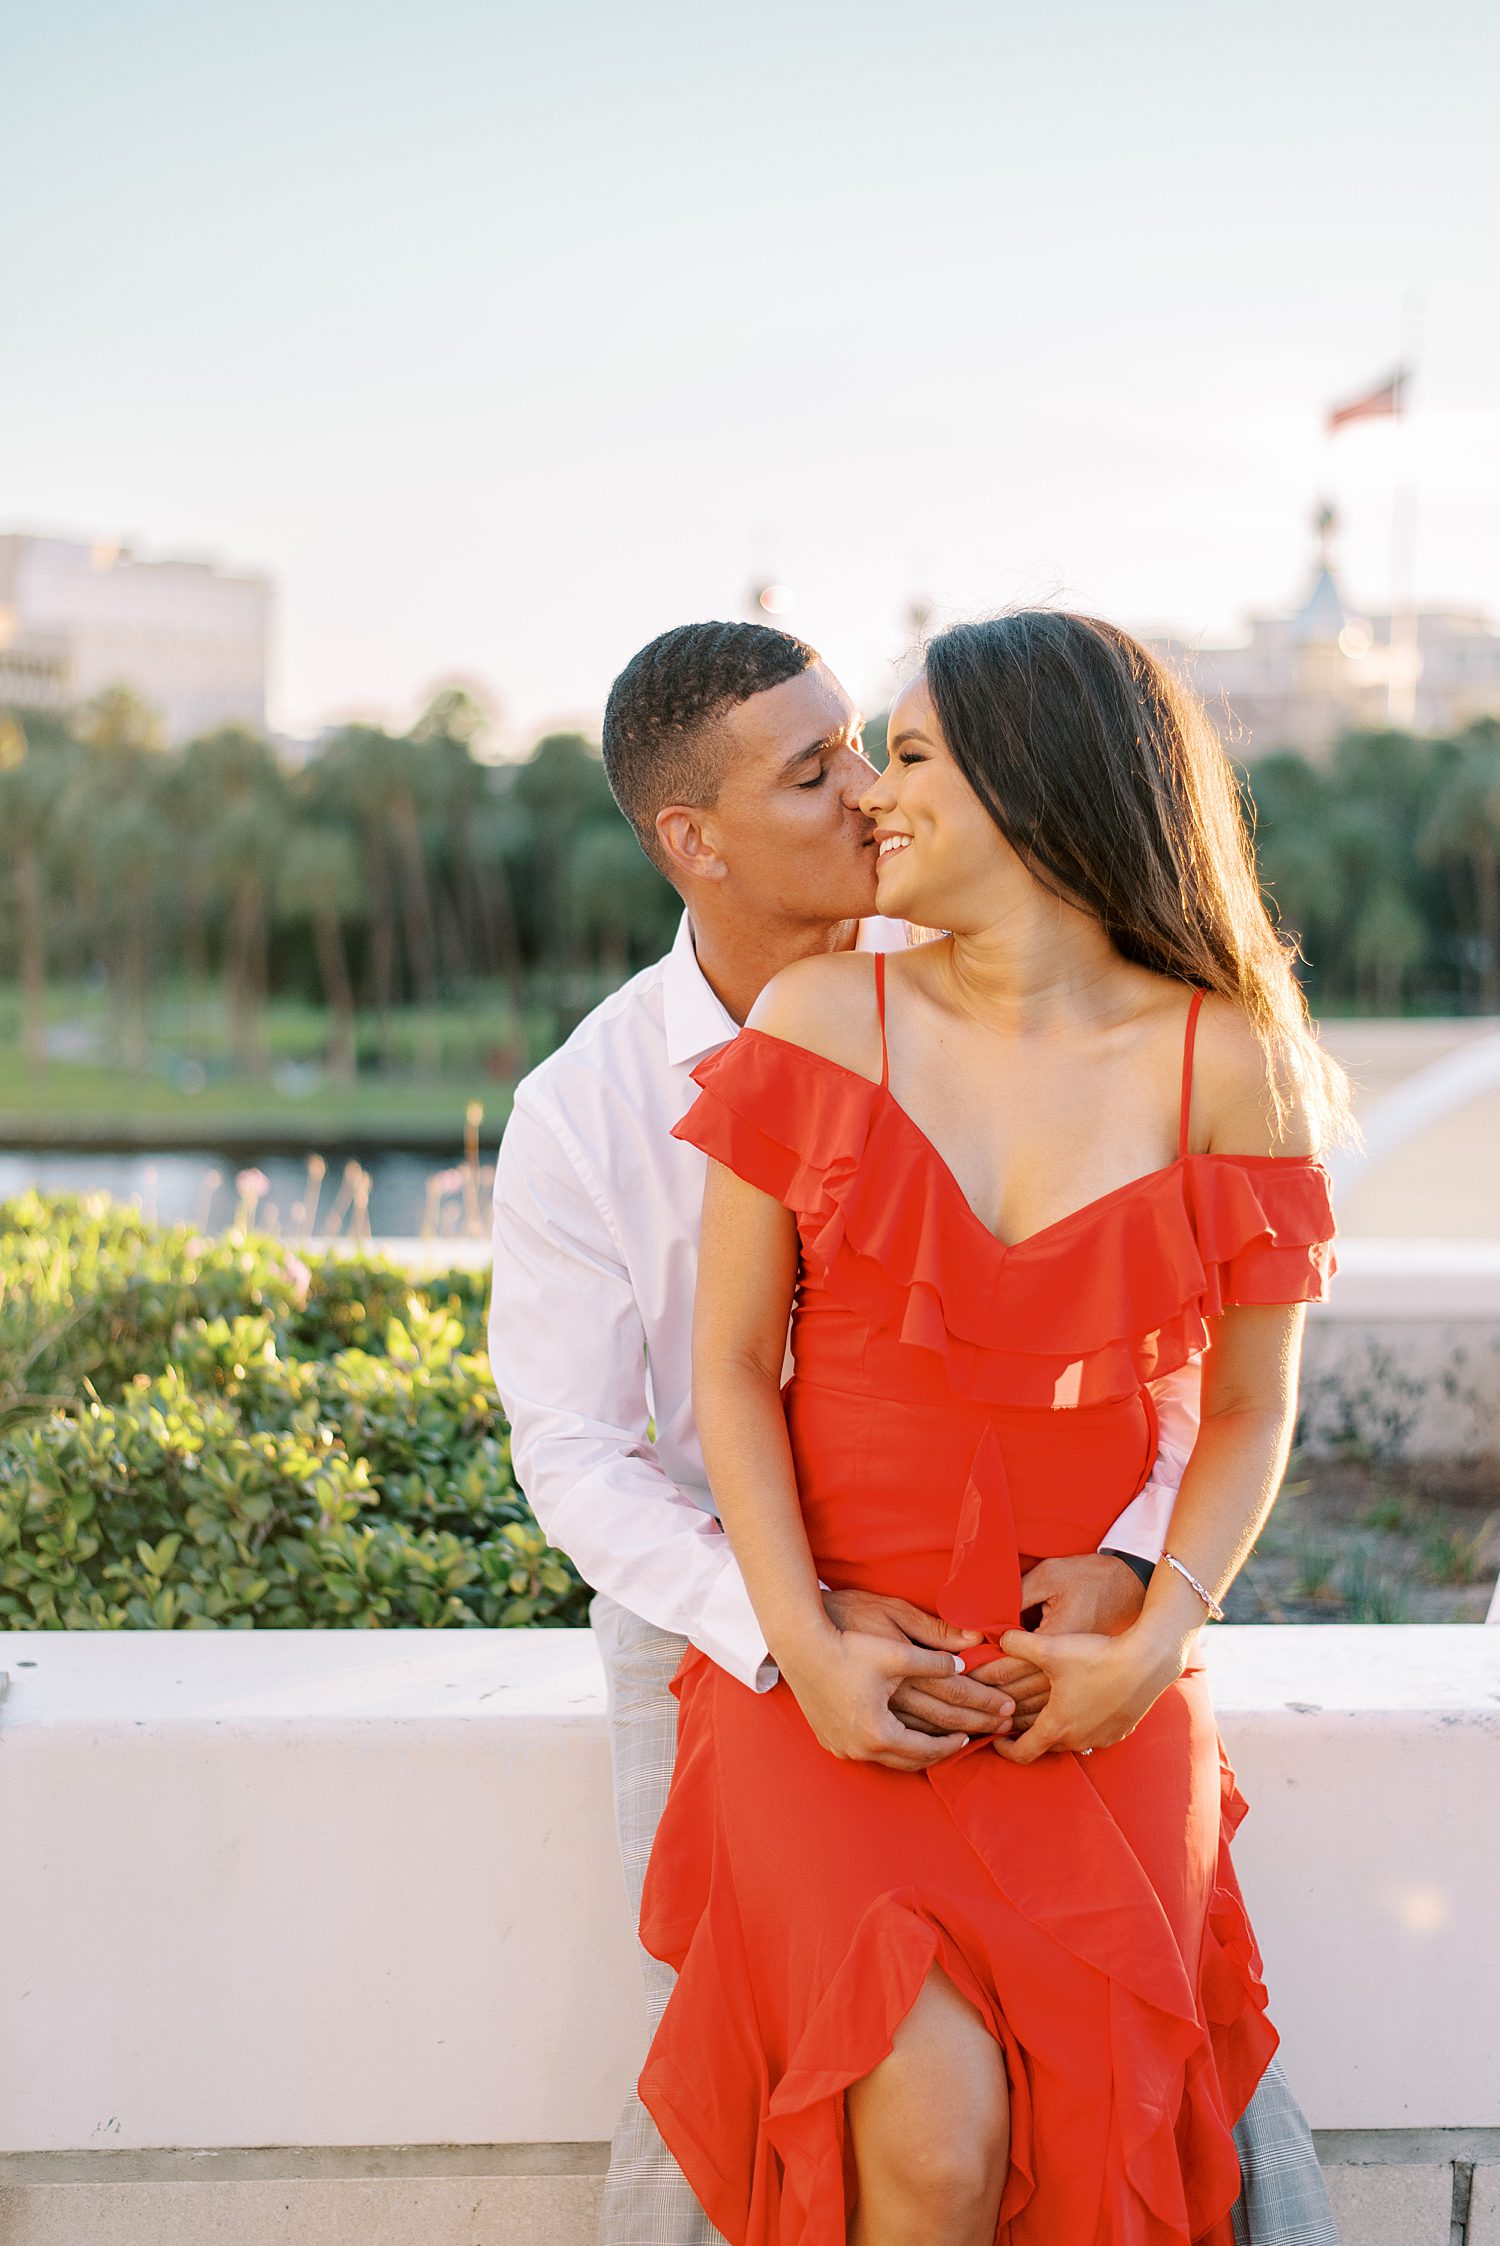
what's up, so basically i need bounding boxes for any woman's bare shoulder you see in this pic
[745,950,884,1083]
[1191,993,1320,1158]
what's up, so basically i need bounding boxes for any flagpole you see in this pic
[1388,292,1424,728]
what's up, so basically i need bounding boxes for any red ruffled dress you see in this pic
[640,971,1336,2246]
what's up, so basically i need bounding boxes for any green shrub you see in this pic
[0,1193,586,1631]
[1418,1518,1491,1587]
[1290,1536,1338,1600]
[1336,1547,1411,1625]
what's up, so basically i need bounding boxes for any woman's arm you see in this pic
[693,1155,973,1770]
[990,1299,1303,1762]
[1134,1298,1303,1657]
[991,1003,1319,1763]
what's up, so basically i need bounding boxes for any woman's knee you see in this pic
[846,1964,1009,2208]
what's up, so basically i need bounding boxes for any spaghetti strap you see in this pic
[873,952,890,1091]
[1179,989,1206,1158]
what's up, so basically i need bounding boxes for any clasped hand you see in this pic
[984,1621,1188,1764]
[779,1558,1152,1772]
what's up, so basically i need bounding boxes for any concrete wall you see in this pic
[1301,1239,1500,1458]
[2,1627,1498,2243]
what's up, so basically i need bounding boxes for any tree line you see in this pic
[0,686,680,1078]
[1,689,1497,1082]
[1248,719,1500,1014]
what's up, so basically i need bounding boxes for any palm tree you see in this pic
[1246,753,1345,994]
[316,726,440,1042]
[512,733,620,988]
[275,825,363,1082]
[162,739,236,1031]
[1351,887,1427,1014]
[566,822,678,980]
[388,731,441,1008]
[1419,722,1500,1010]
[74,684,165,754]
[191,728,288,1077]
[57,741,171,1071]
[413,686,492,985]
[468,794,530,1033]
[99,795,171,1068]
[0,717,71,1068]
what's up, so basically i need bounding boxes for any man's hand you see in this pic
[777,1612,981,1771]
[821,1587,1016,1741]
[960,1555,1148,1734]
[1021,1553,1148,1638]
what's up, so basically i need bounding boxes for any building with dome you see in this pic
[1147,509,1500,758]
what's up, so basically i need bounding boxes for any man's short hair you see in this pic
[602,620,818,868]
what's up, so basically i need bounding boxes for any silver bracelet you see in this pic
[1161,1550,1226,1623]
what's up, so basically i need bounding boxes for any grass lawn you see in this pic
[0,983,556,1145]
[0,1051,506,1143]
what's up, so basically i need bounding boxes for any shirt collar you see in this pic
[661,909,911,1070]
[662,912,738,1069]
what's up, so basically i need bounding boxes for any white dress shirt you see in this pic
[489,912,1200,1693]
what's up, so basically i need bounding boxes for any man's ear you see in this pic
[655,806,728,887]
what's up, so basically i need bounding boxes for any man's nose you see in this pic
[838,746,885,811]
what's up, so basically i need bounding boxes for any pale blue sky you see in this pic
[5,0,1496,741]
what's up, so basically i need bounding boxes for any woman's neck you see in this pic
[942,891,1127,1033]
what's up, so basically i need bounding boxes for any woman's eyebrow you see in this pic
[888,727,934,752]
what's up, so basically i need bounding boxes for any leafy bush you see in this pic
[0,1193,586,1631]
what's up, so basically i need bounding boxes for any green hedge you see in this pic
[0,1193,587,1630]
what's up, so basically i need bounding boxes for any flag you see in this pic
[1326,367,1409,434]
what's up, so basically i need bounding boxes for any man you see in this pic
[489,622,1333,2246]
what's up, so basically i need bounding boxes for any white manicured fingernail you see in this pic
[952,1654,964,1673]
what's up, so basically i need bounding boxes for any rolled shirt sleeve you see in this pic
[1097,1357,1201,1566]
[488,1091,776,1692]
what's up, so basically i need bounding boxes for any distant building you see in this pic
[1147,509,1500,758]
[0,531,270,743]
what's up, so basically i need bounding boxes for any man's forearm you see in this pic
[1097,1361,1201,1563]
[508,1417,776,1690]
[490,1099,777,1689]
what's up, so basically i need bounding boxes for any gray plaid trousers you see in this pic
[592,1596,1337,2246]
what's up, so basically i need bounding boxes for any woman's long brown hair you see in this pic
[923,611,1354,1146]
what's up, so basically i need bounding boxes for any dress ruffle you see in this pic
[673,1029,1336,1408]
[641,1652,1273,2246]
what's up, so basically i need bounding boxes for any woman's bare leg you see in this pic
[846,1963,1009,2246]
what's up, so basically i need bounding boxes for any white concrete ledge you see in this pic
[2,1628,1497,2168]
[0,1631,643,2154]
[1317,1236,1500,1318]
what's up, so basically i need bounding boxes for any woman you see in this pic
[639,612,1347,2246]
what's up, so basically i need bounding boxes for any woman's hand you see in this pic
[777,1622,977,1772]
[986,1618,1194,1764]
[822,1586,1017,1739]
[962,1553,1150,1734]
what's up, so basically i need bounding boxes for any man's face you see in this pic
[696,663,881,923]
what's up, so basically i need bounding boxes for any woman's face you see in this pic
[860,672,1014,930]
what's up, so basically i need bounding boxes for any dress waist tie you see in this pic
[937,1420,1023,1672]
